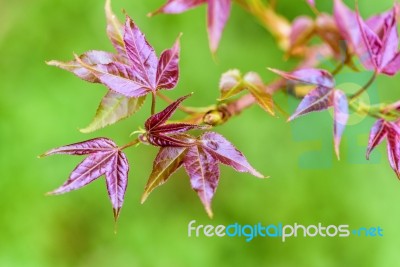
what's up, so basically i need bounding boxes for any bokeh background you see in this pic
[1,0,400,266]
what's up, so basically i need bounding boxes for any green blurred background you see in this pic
[1,0,400,266]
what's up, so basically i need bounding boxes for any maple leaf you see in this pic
[40,138,129,221]
[269,68,349,159]
[334,0,400,75]
[141,131,265,217]
[367,119,400,178]
[141,94,208,147]
[219,70,274,115]
[150,0,231,53]
[47,0,181,132]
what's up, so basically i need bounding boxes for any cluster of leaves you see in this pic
[42,0,265,220]
[43,0,400,222]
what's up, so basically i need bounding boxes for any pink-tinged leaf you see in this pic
[156,34,181,90]
[47,51,125,83]
[366,9,393,35]
[105,151,129,220]
[207,0,231,53]
[150,0,206,16]
[333,90,349,159]
[356,11,382,70]
[145,94,191,131]
[379,6,399,70]
[124,17,158,89]
[141,146,187,203]
[184,145,219,218]
[288,86,333,121]
[268,68,334,88]
[47,151,115,195]
[386,123,400,178]
[76,58,150,98]
[382,52,400,75]
[289,16,315,50]
[105,0,126,56]
[200,132,265,178]
[366,119,387,160]
[151,123,208,135]
[81,92,146,133]
[147,133,197,147]
[334,0,361,50]
[40,138,116,157]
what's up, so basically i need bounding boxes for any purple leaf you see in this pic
[333,90,349,159]
[207,0,231,53]
[200,132,264,178]
[147,134,197,147]
[142,146,187,203]
[150,0,206,16]
[105,151,129,220]
[379,7,399,70]
[156,35,181,90]
[268,68,334,88]
[47,152,114,195]
[288,86,333,121]
[47,51,126,83]
[366,119,387,159]
[184,145,219,218]
[124,17,158,90]
[145,94,192,131]
[40,138,116,156]
[356,11,382,70]
[76,59,150,98]
[151,0,230,53]
[150,123,208,135]
[289,16,315,50]
[334,0,362,53]
[382,52,400,75]
[42,138,130,221]
[386,123,400,178]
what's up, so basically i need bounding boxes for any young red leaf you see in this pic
[141,146,187,203]
[356,11,382,70]
[268,68,334,88]
[74,58,150,98]
[366,119,387,159]
[105,0,126,56]
[333,90,349,159]
[146,134,197,147]
[124,16,158,90]
[151,0,231,53]
[288,16,315,54]
[150,0,206,16]
[40,137,116,156]
[156,35,181,90]
[379,6,399,72]
[200,132,265,178]
[184,145,220,218]
[41,138,129,221]
[80,92,146,133]
[145,94,191,131]
[288,86,333,121]
[207,0,232,53]
[386,123,400,178]
[47,51,126,83]
[105,151,129,220]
